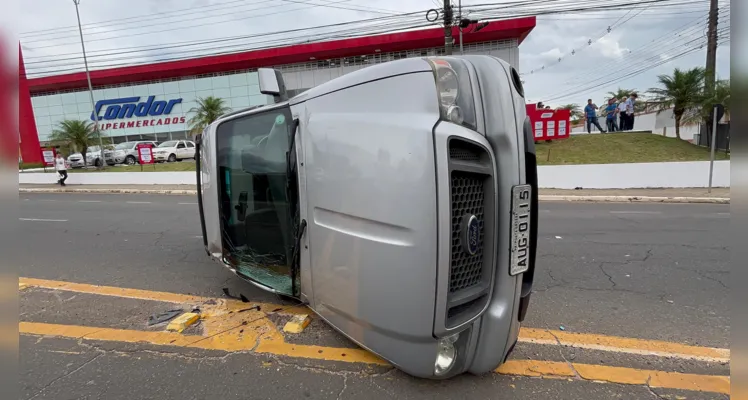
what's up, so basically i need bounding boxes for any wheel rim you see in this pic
[126,157,135,165]
[169,155,176,162]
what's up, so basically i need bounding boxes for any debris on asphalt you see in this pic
[238,305,261,313]
[555,236,562,239]
[222,287,250,302]
[147,309,183,326]
[167,312,201,333]
[559,325,566,331]
[283,314,312,334]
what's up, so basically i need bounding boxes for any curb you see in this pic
[539,195,729,204]
[19,188,730,204]
[19,188,198,195]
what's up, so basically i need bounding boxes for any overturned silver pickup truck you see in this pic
[195,55,538,379]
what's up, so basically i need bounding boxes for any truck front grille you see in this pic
[450,171,486,293]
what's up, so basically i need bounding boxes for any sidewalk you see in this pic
[19,184,730,203]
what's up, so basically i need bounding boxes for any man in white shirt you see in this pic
[55,153,68,186]
[618,96,628,131]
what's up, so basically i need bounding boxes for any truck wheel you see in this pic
[125,156,137,165]
[168,154,177,162]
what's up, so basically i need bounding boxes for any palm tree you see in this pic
[187,96,231,137]
[647,67,705,139]
[682,79,730,126]
[558,103,583,121]
[49,120,97,165]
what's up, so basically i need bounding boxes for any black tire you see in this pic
[168,154,177,163]
[94,158,102,167]
[125,155,137,165]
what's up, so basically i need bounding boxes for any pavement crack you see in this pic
[645,376,667,399]
[598,263,617,288]
[547,331,581,380]
[28,353,103,400]
[336,375,348,400]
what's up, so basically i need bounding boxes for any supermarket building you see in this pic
[19,17,535,163]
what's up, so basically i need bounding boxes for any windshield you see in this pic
[115,142,133,150]
[215,106,296,295]
[158,141,178,148]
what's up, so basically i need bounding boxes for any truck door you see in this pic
[213,105,299,296]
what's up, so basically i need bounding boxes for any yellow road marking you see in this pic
[19,321,728,394]
[19,277,731,365]
[497,360,730,395]
[519,327,730,363]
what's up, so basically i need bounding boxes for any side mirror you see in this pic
[258,68,288,103]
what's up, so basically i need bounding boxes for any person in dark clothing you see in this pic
[605,98,619,132]
[583,99,606,134]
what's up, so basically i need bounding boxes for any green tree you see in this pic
[49,120,97,165]
[558,103,583,121]
[647,67,705,139]
[187,96,231,136]
[682,79,730,126]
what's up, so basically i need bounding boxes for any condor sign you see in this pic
[91,95,186,131]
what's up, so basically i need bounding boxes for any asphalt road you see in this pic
[17,193,731,399]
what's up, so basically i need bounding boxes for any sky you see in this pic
[18,0,731,109]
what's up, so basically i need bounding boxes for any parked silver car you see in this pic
[105,141,158,165]
[67,145,113,168]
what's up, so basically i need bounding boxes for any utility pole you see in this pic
[458,0,463,54]
[443,0,453,55]
[73,0,105,169]
[704,0,719,96]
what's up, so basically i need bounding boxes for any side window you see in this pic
[215,107,295,295]
[177,142,186,149]
[186,142,195,148]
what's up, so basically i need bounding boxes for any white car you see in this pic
[152,140,196,162]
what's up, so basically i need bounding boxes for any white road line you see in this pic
[610,211,662,215]
[126,201,152,204]
[178,202,198,205]
[19,218,68,222]
[78,200,101,203]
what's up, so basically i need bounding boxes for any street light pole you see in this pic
[73,0,105,169]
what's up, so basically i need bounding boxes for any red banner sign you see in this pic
[40,147,56,167]
[137,143,154,165]
[526,105,571,142]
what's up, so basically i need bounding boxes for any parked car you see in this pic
[152,140,196,162]
[105,141,158,165]
[67,145,114,168]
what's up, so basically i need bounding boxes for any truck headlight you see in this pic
[426,57,476,130]
[434,333,459,376]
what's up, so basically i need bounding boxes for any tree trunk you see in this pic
[674,114,681,139]
[81,146,88,167]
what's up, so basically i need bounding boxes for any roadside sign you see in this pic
[526,105,571,142]
[41,147,56,167]
[137,143,154,165]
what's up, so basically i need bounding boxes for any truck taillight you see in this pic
[426,57,477,131]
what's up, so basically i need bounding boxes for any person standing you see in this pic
[584,99,606,134]
[605,98,619,132]
[55,153,68,186]
[625,93,638,130]
[618,95,628,131]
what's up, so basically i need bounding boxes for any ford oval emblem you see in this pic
[462,215,480,256]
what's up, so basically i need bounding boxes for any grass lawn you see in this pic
[536,133,730,165]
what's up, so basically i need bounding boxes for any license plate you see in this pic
[510,184,532,276]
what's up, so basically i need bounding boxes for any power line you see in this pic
[537,6,729,92]
[21,0,400,47]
